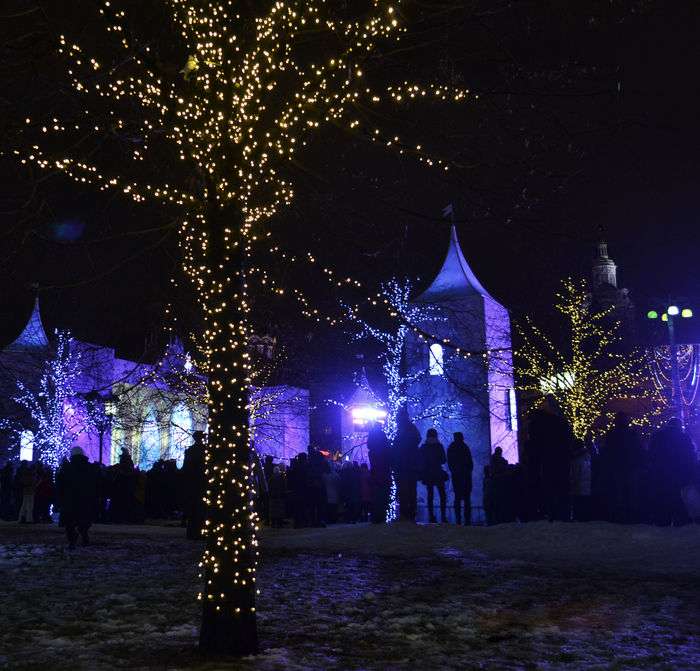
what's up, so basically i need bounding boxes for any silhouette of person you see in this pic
[447,432,473,525]
[182,431,206,539]
[420,428,448,523]
[393,409,421,522]
[56,446,98,549]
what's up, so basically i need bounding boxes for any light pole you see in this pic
[647,304,694,425]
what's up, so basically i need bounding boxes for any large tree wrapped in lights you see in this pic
[517,278,659,442]
[9,0,470,655]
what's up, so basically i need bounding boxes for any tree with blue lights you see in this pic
[345,278,460,441]
[12,331,83,470]
[345,278,463,520]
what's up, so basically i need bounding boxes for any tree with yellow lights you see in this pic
[8,0,473,655]
[517,278,660,442]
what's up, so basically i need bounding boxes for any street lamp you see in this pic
[647,303,694,425]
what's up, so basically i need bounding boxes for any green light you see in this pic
[647,310,658,319]
[682,308,693,318]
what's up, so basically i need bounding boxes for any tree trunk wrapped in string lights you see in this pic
[197,209,259,652]
[9,0,473,655]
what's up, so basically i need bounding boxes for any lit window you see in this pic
[139,410,161,470]
[507,389,518,432]
[170,403,193,468]
[19,430,34,462]
[429,343,444,376]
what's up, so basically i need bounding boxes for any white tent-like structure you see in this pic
[406,225,518,523]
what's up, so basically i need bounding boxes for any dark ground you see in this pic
[1,521,699,670]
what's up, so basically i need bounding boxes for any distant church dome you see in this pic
[592,239,618,290]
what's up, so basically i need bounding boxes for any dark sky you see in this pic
[1,0,700,364]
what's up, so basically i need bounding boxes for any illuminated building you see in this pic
[405,226,518,523]
[0,299,308,467]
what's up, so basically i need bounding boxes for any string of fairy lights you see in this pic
[649,345,700,409]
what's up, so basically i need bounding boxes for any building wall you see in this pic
[251,385,310,464]
[484,297,519,464]
[406,293,517,522]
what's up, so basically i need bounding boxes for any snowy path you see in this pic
[1,521,699,669]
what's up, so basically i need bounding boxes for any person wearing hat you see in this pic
[56,446,98,549]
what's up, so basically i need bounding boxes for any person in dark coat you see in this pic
[16,461,38,524]
[182,431,206,539]
[307,447,329,527]
[529,402,573,521]
[0,462,15,520]
[648,418,698,525]
[56,446,98,548]
[447,432,473,525]
[420,428,448,523]
[491,447,509,474]
[393,409,421,522]
[489,447,513,524]
[287,452,309,528]
[268,466,287,528]
[598,412,642,522]
[367,424,392,524]
[110,449,136,523]
[358,463,371,521]
[119,448,135,470]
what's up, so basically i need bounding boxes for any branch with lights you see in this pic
[516,278,663,441]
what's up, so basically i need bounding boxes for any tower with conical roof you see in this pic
[405,225,518,523]
[4,298,50,351]
[340,366,385,463]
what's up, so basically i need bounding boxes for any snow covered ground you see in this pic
[1,521,699,670]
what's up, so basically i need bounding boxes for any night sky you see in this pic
[2,0,700,367]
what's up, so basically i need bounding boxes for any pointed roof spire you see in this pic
[5,298,50,350]
[417,225,495,302]
[348,366,383,406]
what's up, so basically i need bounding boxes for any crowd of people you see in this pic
[507,408,700,526]
[264,413,477,528]
[1,410,698,549]
[0,434,209,547]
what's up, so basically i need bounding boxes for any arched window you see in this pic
[169,403,193,468]
[139,410,160,470]
[19,430,34,462]
[429,343,444,376]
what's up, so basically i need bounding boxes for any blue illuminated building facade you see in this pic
[0,299,309,467]
[406,226,519,521]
